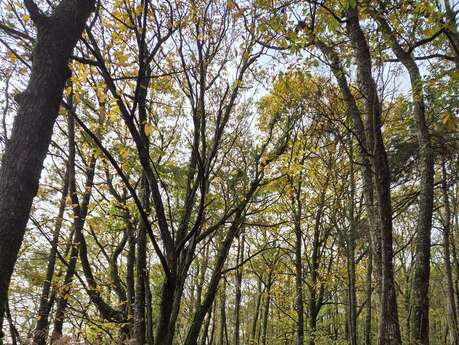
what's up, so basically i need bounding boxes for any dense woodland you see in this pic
[0,0,458,344]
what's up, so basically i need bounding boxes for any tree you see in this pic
[0,0,95,340]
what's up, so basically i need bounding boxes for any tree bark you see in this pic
[126,214,136,337]
[250,277,263,345]
[261,271,273,345]
[443,0,459,68]
[366,247,373,345]
[0,1,95,334]
[346,6,402,345]
[145,270,154,345]
[371,13,435,345]
[134,175,149,345]
[233,233,245,345]
[293,177,305,345]
[218,280,227,345]
[441,157,459,345]
[347,142,358,345]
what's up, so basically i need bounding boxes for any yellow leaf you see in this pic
[6,51,16,64]
[227,0,236,11]
[442,112,457,130]
[144,123,155,136]
[120,146,129,160]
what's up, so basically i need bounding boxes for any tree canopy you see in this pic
[0,1,458,345]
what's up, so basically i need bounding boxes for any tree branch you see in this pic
[23,0,48,27]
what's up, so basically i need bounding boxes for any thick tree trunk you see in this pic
[371,14,435,345]
[5,300,18,345]
[155,274,178,345]
[0,1,95,334]
[405,69,434,345]
[346,7,402,345]
[134,58,153,344]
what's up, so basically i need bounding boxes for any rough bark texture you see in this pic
[372,14,434,345]
[345,6,402,345]
[0,0,95,334]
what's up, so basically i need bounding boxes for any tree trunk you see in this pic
[366,247,373,345]
[52,111,96,343]
[308,181,328,345]
[218,280,227,345]
[184,210,245,345]
[233,233,245,345]
[346,6,402,345]
[145,270,154,345]
[371,14,435,345]
[134,175,149,345]
[32,167,69,345]
[444,0,459,68]
[315,41,382,308]
[347,143,358,345]
[441,157,459,345]
[261,272,273,345]
[250,277,263,345]
[292,177,305,345]
[200,304,213,345]
[126,212,136,338]
[0,0,95,333]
